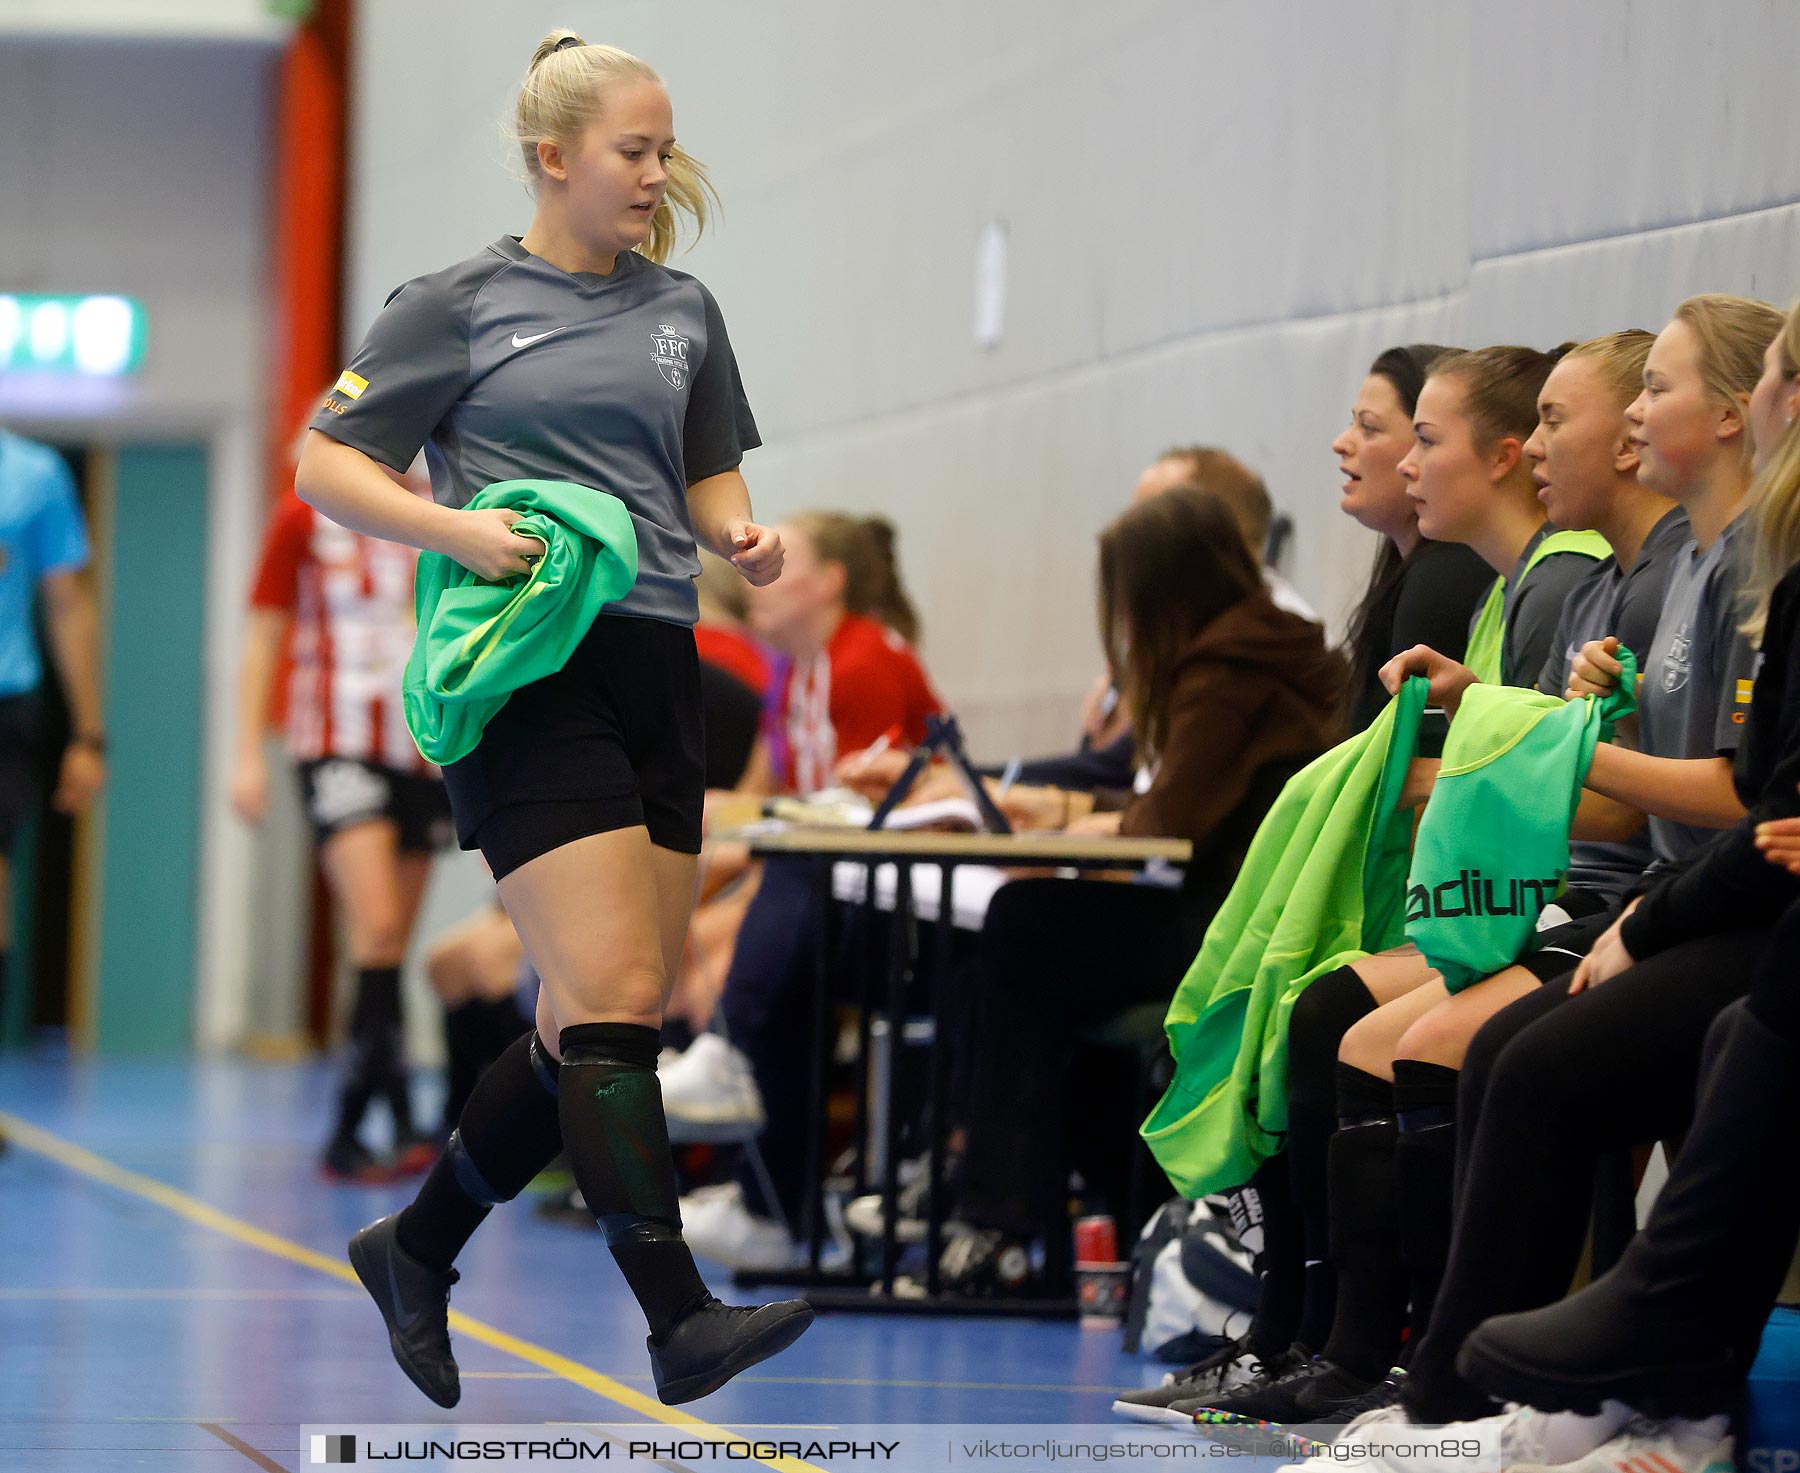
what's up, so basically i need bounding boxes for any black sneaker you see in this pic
[1261,1368,1409,1461]
[648,1295,814,1406]
[348,1213,461,1408]
[1319,1368,1405,1428]
[1179,1354,1378,1429]
[1111,1335,1283,1425]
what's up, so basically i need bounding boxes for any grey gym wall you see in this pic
[346,0,1800,760]
[0,37,301,1051]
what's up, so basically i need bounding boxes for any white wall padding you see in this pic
[346,0,1800,755]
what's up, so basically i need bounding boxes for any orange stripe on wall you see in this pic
[267,0,352,1046]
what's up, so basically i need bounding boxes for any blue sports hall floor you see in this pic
[0,1051,1255,1472]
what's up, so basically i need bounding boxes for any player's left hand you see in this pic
[1569,897,1640,994]
[726,519,783,586]
[54,741,106,815]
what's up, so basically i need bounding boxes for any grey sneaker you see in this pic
[1111,1336,1285,1425]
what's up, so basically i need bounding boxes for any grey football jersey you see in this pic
[313,237,760,626]
[1637,513,1757,866]
[1534,507,1691,901]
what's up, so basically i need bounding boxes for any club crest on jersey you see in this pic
[652,323,691,388]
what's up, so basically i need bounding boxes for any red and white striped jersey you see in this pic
[250,493,428,771]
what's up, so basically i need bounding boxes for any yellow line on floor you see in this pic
[0,1111,823,1473]
[199,1421,290,1472]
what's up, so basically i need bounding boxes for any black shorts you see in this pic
[295,757,455,853]
[1519,887,1621,984]
[0,691,43,852]
[442,614,705,881]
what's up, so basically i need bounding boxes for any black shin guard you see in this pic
[558,1022,711,1341]
[1321,1064,1408,1382]
[1392,1060,1459,1353]
[398,1032,564,1273]
[1286,966,1378,1348]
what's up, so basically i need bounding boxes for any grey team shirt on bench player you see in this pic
[1536,506,1691,902]
[1635,511,1757,868]
[312,235,760,626]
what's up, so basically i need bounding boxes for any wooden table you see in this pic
[722,824,1191,1316]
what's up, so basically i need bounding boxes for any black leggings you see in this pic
[1404,924,1773,1419]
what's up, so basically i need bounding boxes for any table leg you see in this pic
[798,856,833,1271]
[922,861,958,1296]
[876,861,913,1295]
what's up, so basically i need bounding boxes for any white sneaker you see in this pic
[1325,1402,1412,1453]
[678,1181,796,1271]
[1273,1402,1629,1473]
[1507,1414,1733,1473]
[659,1033,765,1142]
[843,1156,967,1243]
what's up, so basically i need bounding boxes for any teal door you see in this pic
[92,443,208,1053]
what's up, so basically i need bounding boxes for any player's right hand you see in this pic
[1567,636,1623,700]
[450,508,547,582]
[1379,644,1478,714]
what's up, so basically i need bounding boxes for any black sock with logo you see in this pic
[558,1022,711,1342]
[398,1031,564,1273]
[1228,1153,1306,1360]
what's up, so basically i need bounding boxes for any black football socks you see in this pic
[397,1031,563,1272]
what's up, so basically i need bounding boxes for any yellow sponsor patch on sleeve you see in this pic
[333,370,368,400]
[1738,678,1755,704]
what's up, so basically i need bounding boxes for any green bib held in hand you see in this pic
[1406,647,1638,993]
[1141,677,1427,1198]
[403,480,639,766]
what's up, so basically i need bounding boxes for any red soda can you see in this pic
[1074,1214,1118,1265]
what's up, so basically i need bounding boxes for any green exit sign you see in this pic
[0,294,147,377]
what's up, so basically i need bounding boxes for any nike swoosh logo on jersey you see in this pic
[511,328,565,348]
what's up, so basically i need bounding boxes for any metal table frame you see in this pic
[727,827,1191,1316]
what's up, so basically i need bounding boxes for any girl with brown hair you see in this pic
[939,485,1345,1295]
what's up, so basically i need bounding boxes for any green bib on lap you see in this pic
[1406,648,1638,992]
[403,479,638,765]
